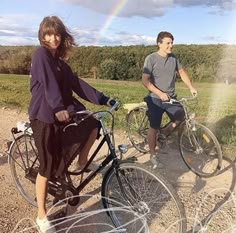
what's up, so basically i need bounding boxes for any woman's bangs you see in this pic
[44,26,59,36]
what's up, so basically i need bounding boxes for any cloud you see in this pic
[72,27,155,46]
[60,0,236,18]
[72,27,98,45]
[201,35,222,43]
[60,0,173,18]
[0,13,155,46]
[175,0,236,11]
[0,36,37,46]
[98,33,155,46]
[0,14,38,45]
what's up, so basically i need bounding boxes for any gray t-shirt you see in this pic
[143,52,182,98]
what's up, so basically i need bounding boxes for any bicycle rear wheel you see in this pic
[9,134,54,207]
[179,122,222,177]
[101,162,187,233]
[126,107,149,153]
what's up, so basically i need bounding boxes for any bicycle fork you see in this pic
[114,166,149,215]
[186,120,203,154]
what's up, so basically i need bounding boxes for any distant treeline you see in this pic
[1,44,236,82]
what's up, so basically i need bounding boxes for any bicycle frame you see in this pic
[170,97,200,149]
[160,95,198,136]
[68,131,119,192]
[165,96,210,157]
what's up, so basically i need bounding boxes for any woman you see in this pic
[29,16,113,233]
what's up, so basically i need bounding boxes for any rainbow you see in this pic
[94,0,127,45]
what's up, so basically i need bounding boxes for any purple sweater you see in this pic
[29,47,109,123]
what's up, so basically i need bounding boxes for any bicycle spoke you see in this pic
[9,135,54,207]
[179,123,222,177]
[127,107,149,153]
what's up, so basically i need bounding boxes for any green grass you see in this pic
[0,74,235,149]
[0,74,30,109]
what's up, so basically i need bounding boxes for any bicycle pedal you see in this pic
[152,164,157,170]
[126,156,138,163]
[25,169,38,183]
[158,134,167,141]
[52,208,67,223]
[68,196,80,206]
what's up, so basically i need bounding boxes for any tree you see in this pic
[90,66,98,79]
[98,59,118,80]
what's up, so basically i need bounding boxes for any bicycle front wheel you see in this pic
[101,162,187,233]
[179,122,222,177]
[9,134,54,207]
[126,107,149,153]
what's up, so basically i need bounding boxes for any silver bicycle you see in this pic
[126,95,223,178]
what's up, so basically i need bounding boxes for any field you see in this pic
[0,74,236,233]
[0,74,235,149]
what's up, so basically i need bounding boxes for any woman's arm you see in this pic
[66,64,109,105]
[31,48,65,113]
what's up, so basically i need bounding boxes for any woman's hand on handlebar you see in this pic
[106,98,120,112]
[106,98,117,107]
[55,110,70,122]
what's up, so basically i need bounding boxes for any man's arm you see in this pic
[178,68,197,95]
[142,73,169,101]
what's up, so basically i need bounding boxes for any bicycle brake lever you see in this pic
[166,98,175,104]
[63,123,78,132]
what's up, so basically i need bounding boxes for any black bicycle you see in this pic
[126,95,223,178]
[8,102,187,232]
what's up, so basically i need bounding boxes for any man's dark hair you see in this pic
[156,31,174,44]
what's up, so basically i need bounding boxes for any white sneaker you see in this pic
[36,217,56,233]
[150,154,164,169]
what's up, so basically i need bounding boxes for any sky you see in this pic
[1,0,236,46]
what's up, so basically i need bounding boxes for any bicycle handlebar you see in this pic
[72,100,120,118]
[164,93,197,104]
[63,100,120,131]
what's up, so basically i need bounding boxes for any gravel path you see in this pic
[0,107,235,233]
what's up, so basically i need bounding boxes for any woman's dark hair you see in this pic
[156,31,174,44]
[38,16,77,59]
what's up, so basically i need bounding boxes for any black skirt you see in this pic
[30,117,99,179]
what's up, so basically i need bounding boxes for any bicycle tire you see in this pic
[101,162,187,233]
[126,107,149,153]
[179,122,222,177]
[9,134,54,207]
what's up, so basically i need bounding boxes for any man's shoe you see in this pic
[150,154,164,169]
[36,217,56,233]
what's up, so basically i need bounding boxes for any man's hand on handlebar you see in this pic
[159,92,169,101]
[190,87,197,97]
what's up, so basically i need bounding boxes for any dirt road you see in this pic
[0,107,235,232]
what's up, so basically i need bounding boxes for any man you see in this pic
[142,31,197,168]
